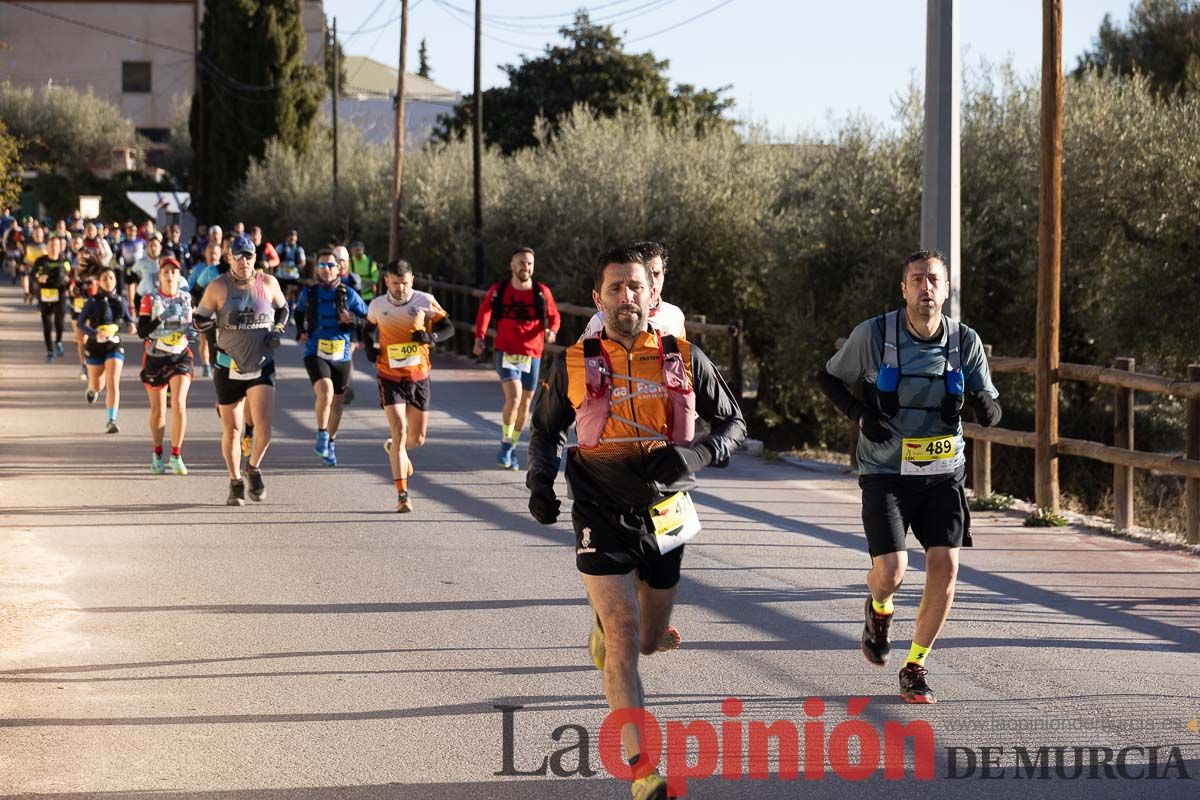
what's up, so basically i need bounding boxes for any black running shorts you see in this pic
[304,355,351,395]
[378,376,430,411]
[859,467,972,558]
[213,361,276,405]
[572,499,684,590]
[141,350,194,388]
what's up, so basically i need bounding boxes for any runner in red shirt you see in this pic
[473,246,561,470]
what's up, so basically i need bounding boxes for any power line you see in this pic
[430,0,540,51]
[1,0,192,54]
[437,0,681,35]
[625,0,737,43]
[341,0,395,45]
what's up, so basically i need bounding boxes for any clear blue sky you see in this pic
[324,0,1135,135]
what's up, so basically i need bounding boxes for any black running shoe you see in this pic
[899,662,936,704]
[861,597,892,666]
[227,479,246,506]
[246,467,266,501]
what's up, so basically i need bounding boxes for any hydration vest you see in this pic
[490,279,548,331]
[873,308,963,418]
[306,282,350,333]
[575,334,696,448]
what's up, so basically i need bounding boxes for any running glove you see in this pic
[646,442,715,487]
[528,485,560,525]
[265,329,283,350]
[969,391,1002,427]
[940,392,965,425]
[410,331,432,344]
[858,407,894,444]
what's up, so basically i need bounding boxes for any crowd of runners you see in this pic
[6,207,1002,799]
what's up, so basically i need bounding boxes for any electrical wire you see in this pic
[625,0,738,43]
[1,0,192,54]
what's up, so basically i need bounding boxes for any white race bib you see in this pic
[502,353,533,373]
[154,331,189,355]
[40,288,60,303]
[648,492,701,554]
[900,435,959,476]
[386,341,421,369]
[317,338,347,361]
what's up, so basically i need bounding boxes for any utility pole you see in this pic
[1035,0,1063,511]
[389,0,410,261]
[193,0,203,213]
[472,0,485,286]
[921,0,960,319]
[332,17,339,214]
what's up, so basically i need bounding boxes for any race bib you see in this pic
[154,331,188,355]
[96,323,120,343]
[277,265,299,280]
[317,338,347,361]
[72,297,85,311]
[900,435,959,476]
[502,353,533,373]
[648,492,701,554]
[216,351,262,380]
[386,341,421,369]
[39,288,60,303]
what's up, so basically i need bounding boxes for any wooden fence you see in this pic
[414,275,747,398]
[841,338,1200,543]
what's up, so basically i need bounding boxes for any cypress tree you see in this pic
[190,0,323,221]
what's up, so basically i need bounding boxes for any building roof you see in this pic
[341,55,459,102]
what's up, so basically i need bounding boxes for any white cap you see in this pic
[208,224,223,238]
[333,245,350,262]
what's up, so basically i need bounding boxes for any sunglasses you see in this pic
[232,252,255,260]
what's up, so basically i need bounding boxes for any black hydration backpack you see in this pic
[307,283,351,332]
[490,279,548,330]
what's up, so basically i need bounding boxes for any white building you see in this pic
[0,0,326,142]
[328,55,461,147]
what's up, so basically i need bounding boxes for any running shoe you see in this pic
[55,341,64,356]
[45,352,54,363]
[898,663,936,704]
[396,491,413,513]
[323,440,337,467]
[246,467,266,501]
[241,430,253,458]
[315,430,330,458]
[497,441,513,469]
[227,479,246,506]
[151,452,165,474]
[656,626,682,654]
[631,770,670,800]
[169,455,188,475]
[589,607,605,670]
[78,367,87,381]
[861,597,893,666]
[384,437,392,454]
[201,364,211,378]
[509,450,521,472]
[105,420,119,434]
[85,388,97,404]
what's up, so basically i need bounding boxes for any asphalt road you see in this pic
[1,283,1197,799]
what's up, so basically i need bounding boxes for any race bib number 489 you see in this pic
[900,435,959,476]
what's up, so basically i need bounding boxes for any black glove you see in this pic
[265,329,283,350]
[858,407,894,444]
[969,391,1002,427]
[410,330,432,344]
[363,340,379,362]
[940,392,965,425]
[645,443,714,488]
[528,484,560,525]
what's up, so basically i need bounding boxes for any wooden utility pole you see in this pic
[472,0,485,286]
[193,0,203,211]
[922,0,961,319]
[388,0,410,261]
[1035,0,1063,511]
[332,17,339,212]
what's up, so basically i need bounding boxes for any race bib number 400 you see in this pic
[648,492,701,554]
[386,341,421,369]
[900,435,959,476]
[317,338,347,361]
[502,353,533,373]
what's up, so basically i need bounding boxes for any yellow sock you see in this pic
[501,423,513,441]
[871,596,894,615]
[906,642,931,667]
[508,427,521,444]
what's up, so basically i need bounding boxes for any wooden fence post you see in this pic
[972,344,993,498]
[1113,357,1135,530]
[1186,364,1200,545]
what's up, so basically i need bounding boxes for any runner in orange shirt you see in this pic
[362,259,454,512]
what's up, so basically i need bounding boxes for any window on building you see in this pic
[122,62,152,94]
